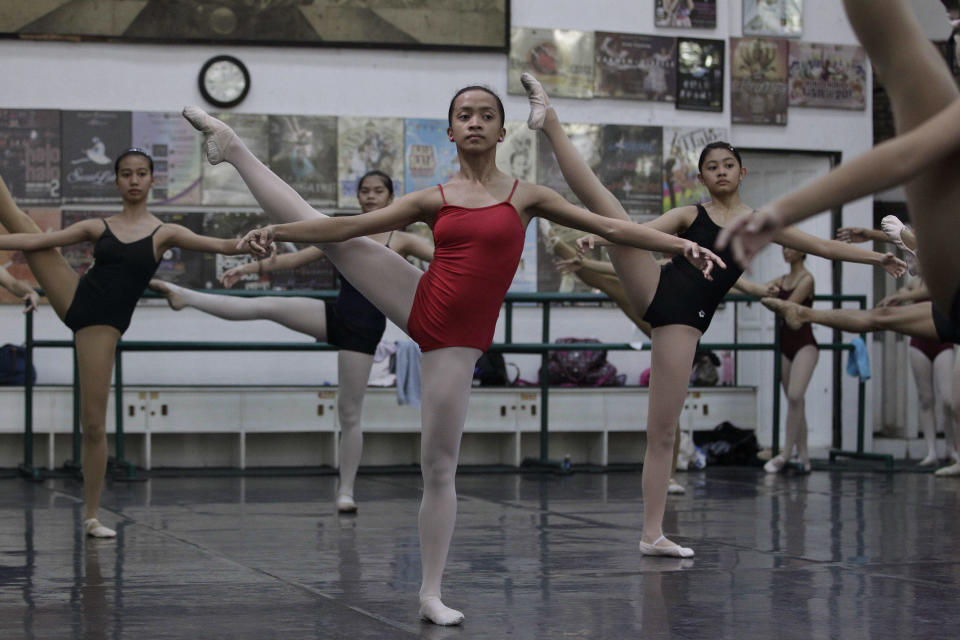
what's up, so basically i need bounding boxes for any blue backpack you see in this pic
[0,344,36,385]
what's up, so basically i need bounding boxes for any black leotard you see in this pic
[932,292,960,344]
[64,220,162,334]
[642,204,744,333]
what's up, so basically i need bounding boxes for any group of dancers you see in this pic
[2,0,959,624]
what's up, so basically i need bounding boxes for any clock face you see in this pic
[199,56,250,108]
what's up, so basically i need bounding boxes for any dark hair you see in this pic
[358,170,394,197]
[697,141,742,172]
[114,148,154,175]
[447,85,505,128]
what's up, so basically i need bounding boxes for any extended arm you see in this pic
[732,276,778,298]
[0,267,39,312]
[0,219,98,251]
[775,227,906,276]
[390,230,435,262]
[163,225,250,256]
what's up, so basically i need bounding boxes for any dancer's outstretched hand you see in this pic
[554,256,584,274]
[881,253,908,278]
[836,226,871,244]
[237,226,275,257]
[877,291,907,308]
[220,265,248,288]
[21,291,38,313]
[681,240,726,281]
[716,208,782,270]
[574,234,612,256]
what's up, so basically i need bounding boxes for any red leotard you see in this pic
[407,180,524,352]
[909,336,955,361]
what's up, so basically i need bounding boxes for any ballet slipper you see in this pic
[667,478,686,495]
[764,454,787,473]
[84,518,116,538]
[520,72,550,130]
[182,106,237,165]
[335,493,357,513]
[639,535,694,558]
[917,454,939,467]
[419,596,464,626]
[934,461,960,476]
[148,280,186,311]
[761,297,804,331]
[880,215,920,275]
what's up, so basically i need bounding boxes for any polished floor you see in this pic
[0,468,958,639]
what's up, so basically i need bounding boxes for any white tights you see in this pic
[909,346,956,462]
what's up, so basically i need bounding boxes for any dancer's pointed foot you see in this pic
[935,461,960,476]
[84,518,116,538]
[639,534,694,558]
[520,72,551,130]
[182,106,237,165]
[764,454,787,473]
[761,297,804,331]
[149,280,187,311]
[419,596,464,626]
[880,214,919,275]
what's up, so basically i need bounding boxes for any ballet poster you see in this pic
[662,126,728,212]
[731,37,789,125]
[268,115,338,207]
[153,211,209,290]
[594,33,676,102]
[598,125,663,220]
[537,124,600,206]
[201,113,269,206]
[404,119,460,194]
[536,222,602,293]
[655,0,717,28]
[675,38,724,112]
[508,27,595,99]
[131,111,203,206]
[788,42,867,110]
[61,110,131,203]
[201,211,271,289]
[0,209,59,305]
[496,122,538,184]
[0,109,61,205]
[265,242,337,291]
[337,116,404,210]
[508,223,538,294]
[743,0,802,38]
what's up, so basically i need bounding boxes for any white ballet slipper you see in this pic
[667,478,686,495]
[182,106,236,165]
[764,454,787,473]
[639,535,694,558]
[917,454,938,467]
[84,518,116,538]
[335,493,357,513]
[880,215,919,275]
[934,461,960,476]
[520,72,550,130]
[419,596,464,626]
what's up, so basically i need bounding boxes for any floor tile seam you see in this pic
[833,562,960,592]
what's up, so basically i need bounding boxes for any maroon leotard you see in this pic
[909,336,954,361]
[777,286,818,361]
[407,180,524,352]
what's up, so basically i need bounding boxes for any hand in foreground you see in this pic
[237,226,276,258]
[220,265,250,288]
[881,253,908,278]
[835,226,871,244]
[876,292,907,308]
[681,241,726,281]
[554,256,583,274]
[716,208,782,271]
[574,234,610,257]
[22,291,39,313]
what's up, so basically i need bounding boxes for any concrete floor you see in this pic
[0,468,958,639]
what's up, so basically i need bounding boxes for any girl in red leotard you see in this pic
[181,90,725,626]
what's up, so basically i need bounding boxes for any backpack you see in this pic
[542,337,624,387]
[474,351,509,386]
[0,344,36,385]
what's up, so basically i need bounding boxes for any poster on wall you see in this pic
[788,42,867,110]
[0,209,59,304]
[131,111,202,206]
[265,241,337,291]
[731,37,789,125]
[337,116,404,209]
[537,124,600,205]
[268,115,338,207]
[404,118,460,194]
[153,211,210,290]
[743,0,802,38]
[508,223,538,293]
[598,125,663,220]
[536,222,604,293]
[675,38,724,112]
[201,211,271,289]
[508,27,595,99]
[496,122,538,183]
[662,126,728,212]
[61,111,131,203]
[655,0,717,29]
[201,113,269,206]
[0,109,61,205]
[60,210,110,273]
[594,33,676,102]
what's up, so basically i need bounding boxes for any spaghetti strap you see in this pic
[149,224,163,236]
[506,179,519,203]
[385,230,395,247]
[437,184,447,205]
[102,219,110,231]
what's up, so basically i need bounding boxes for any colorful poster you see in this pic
[131,111,203,206]
[266,241,337,291]
[509,222,538,293]
[0,109,60,205]
[536,222,603,293]
[508,27,595,99]
[337,116,404,209]
[60,210,110,274]
[594,33,676,102]
[598,125,663,220]
[731,37,789,125]
[61,111,131,203]
[268,115,338,207]
[153,211,210,290]
[404,118,460,193]
[537,124,600,206]
[662,126,728,212]
[788,42,867,110]
[0,209,59,304]
[743,0,802,38]
[201,113,269,206]
[201,211,271,289]
[676,38,724,112]
[655,0,717,28]
[496,121,538,183]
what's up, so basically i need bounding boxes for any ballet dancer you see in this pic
[181,87,725,625]
[521,72,905,559]
[0,265,39,312]
[151,170,433,512]
[0,149,248,538]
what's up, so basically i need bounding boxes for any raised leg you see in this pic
[335,349,375,510]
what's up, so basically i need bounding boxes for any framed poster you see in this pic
[496,121,538,183]
[61,111,131,203]
[0,110,60,205]
[676,38,724,112]
[508,223,538,293]
[655,1,717,29]
[743,0,802,38]
[662,126,728,212]
[201,113,270,206]
[537,124,600,206]
[337,116,404,209]
[788,42,867,110]
[404,118,460,194]
[131,111,203,206]
[731,37,789,125]
[594,33,676,102]
[508,27,595,99]
[265,241,337,291]
[153,211,210,289]
[598,124,663,220]
[201,211,271,289]
[0,209,59,304]
[60,210,110,274]
[1,1,509,51]
[268,115,338,207]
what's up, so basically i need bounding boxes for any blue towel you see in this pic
[845,336,871,381]
[395,340,422,407]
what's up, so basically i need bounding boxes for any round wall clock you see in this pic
[198,55,250,109]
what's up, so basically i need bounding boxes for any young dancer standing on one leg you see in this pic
[521,72,905,558]
[0,150,247,538]
[182,88,724,625]
[151,170,433,512]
